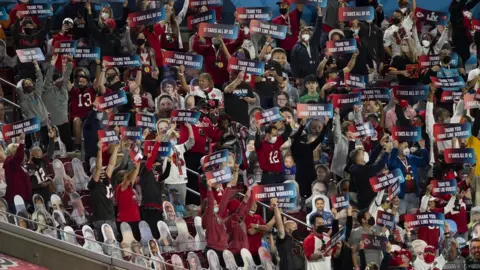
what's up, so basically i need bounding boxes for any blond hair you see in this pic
[401,37,418,63]
[5,143,19,157]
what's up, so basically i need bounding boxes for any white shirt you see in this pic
[306,235,331,270]
[163,142,190,185]
[189,87,224,104]
[468,68,480,90]
[384,16,414,57]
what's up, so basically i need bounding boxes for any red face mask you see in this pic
[424,253,435,264]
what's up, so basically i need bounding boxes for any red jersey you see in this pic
[115,185,140,222]
[179,118,221,154]
[70,87,96,119]
[271,9,301,51]
[255,137,285,173]
[244,213,266,255]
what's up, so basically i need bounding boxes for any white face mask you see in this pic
[410,147,418,153]
[268,136,277,144]
[244,27,250,35]
[422,40,431,48]
[301,34,310,42]
[444,117,451,124]
[101,12,110,20]
[96,112,104,121]
[213,207,219,213]
[264,53,271,61]
[403,148,410,156]
[363,152,370,163]
[249,210,255,215]
[400,7,408,13]
[170,139,177,146]
[353,29,359,35]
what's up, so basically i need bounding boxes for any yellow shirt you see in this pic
[466,136,480,176]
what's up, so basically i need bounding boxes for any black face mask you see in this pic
[367,216,375,226]
[153,164,162,172]
[316,225,326,234]
[32,157,45,166]
[442,55,452,64]
[136,39,146,46]
[106,75,116,82]
[24,85,34,93]
[392,17,401,25]
[102,27,110,34]
[23,28,34,35]
[78,84,88,89]
[279,8,288,15]
[291,230,302,240]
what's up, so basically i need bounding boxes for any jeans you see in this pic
[399,193,419,215]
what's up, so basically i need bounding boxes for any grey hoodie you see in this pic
[16,68,49,126]
[42,63,73,126]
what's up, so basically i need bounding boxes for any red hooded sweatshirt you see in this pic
[4,143,31,203]
[202,188,231,251]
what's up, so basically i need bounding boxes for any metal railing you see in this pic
[185,167,312,229]
[0,210,187,270]
[0,77,27,120]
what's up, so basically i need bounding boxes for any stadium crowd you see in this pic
[2,0,480,269]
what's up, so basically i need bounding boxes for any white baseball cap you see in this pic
[63,18,74,25]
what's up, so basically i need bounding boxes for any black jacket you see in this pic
[83,110,102,163]
[360,21,385,65]
[291,119,330,197]
[291,15,323,78]
[62,2,89,39]
[86,13,123,58]
[139,161,171,207]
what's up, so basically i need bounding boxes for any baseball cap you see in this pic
[276,0,289,5]
[63,18,74,25]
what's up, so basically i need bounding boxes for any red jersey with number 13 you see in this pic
[255,138,284,173]
[70,87,96,119]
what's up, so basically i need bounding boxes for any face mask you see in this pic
[24,85,34,93]
[367,216,375,226]
[35,203,43,210]
[410,147,418,153]
[170,139,177,146]
[24,28,34,35]
[353,29,359,35]
[366,20,373,24]
[363,152,370,163]
[136,39,146,46]
[212,38,220,46]
[279,8,288,15]
[249,210,255,215]
[236,52,246,59]
[400,7,408,13]
[403,148,410,156]
[78,84,88,89]
[264,53,271,61]
[96,112,104,120]
[213,207,219,213]
[268,136,277,144]
[444,117,451,124]
[301,34,310,42]
[106,75,116,82]
[291,230,301,239]
[101,12,110,20]
[442,55,452,64]
[153,164,162,172]
[422,40,431,47]
[424,254,435,264]
[244,27,250,35]
[392,17,401,25]
[32,157,44,166]
[316,225,326,234]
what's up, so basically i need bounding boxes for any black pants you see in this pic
[142,207,163,239]
[57,122,73,152]
[261,172,284,185]
[185,151,204,205]
[204,246,226,268]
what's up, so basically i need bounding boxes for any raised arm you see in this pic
[106,144,120,178]
[343,50,359,74]
[92,142,103,182]
[175,0,189,24]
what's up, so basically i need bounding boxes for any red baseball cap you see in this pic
[276,0,289,5]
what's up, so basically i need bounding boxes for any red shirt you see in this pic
[244,213,266,255]
[303,233,321,260]
[417,226,440,248]
[255,137,285,173]
[115,185,140,222]
[4,144,32,203]
[70,87,96,119]
[9,4,40,28]
[271,9,301,51]
[227,197,253,254]
[446,204,468,233]
[202,189,229,251]
[179,119,221,154]
[192,33,244,86]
